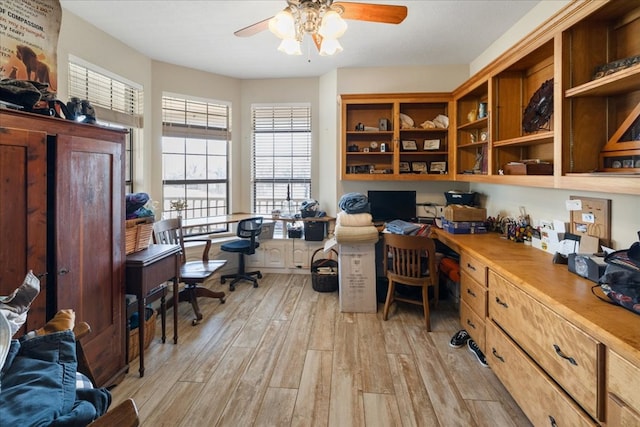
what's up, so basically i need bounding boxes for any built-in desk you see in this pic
[180,213,335,239]
[430,229,640,425]
[125,244,181,377]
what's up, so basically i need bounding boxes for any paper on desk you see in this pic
[324,237,337,252]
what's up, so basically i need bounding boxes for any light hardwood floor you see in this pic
[111,273,532,426]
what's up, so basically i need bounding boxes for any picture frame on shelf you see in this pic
[423,139,440,150]
[402,140,418,151]
[399,161,410,172]
[411,161,427,173]
[430,161,447,173]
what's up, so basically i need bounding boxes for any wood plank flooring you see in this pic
[110,273,532,426]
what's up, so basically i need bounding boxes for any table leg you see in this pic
[173,275,179,344]
[138,297,145,377]
[160,291,167,344]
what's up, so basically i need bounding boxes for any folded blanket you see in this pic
[334,224,379,244]
[386,220,421,235]
[338,193,370,214]
[336,211,373,227]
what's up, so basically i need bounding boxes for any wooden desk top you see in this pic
[431,229,640,365]
[180,213,335,237]
[126,244,181,267]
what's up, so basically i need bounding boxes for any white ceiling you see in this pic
[59,0,541,80]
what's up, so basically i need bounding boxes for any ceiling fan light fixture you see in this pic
[318,10,347,39]
[277,38,302,55]
[319,37,343,56]
[269,9,296,39]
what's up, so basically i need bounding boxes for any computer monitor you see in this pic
[368,190,416,223]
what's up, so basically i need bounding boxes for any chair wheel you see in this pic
[220,297,226,303]
[221,278,226,284]
[257,273,263,279]
[192,319,199,326]
[229,285,235,292]
[253,282,258,288]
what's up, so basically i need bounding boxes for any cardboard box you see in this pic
[444,205,487,222]
[503,162,553,175]
[441,218,487,234]
[338,244,377,313]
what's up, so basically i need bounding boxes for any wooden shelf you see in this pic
[457,117,488,131]
[565,64,640,98]
[341,93,452,180]
[492,131,554,148]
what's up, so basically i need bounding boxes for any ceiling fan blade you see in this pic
[234,17,272,37]
[334,2,408,24]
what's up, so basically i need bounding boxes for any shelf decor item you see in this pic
[411,161,427,173]
[402,140,417,151]
[522,78,554,133]
[424,139,440,150]
[430,161,446,173]
[399,161,410,172]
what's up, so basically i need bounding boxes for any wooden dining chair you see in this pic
[153,218,226,325]
[382,233,439,331]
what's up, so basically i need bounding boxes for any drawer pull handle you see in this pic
[491,348,504,363]
[495,297,508,308]
[553,344,577,366]
[58,268,69,276]
[466,263,476,271]
[466,288,476,297]
[548,415,557,426]
[466,319,476,329]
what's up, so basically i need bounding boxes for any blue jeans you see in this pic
[0,330,111,426]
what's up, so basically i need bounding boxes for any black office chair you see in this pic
[220,217,263,291]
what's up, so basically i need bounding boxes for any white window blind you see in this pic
[68,59,142,192]
[68,61,143,128]
[161,95,230,222]
[252,104,312,215]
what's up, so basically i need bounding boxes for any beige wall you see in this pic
[57,4,638,250]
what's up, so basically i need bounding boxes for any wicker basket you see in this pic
[310,248,339,292]
[125,217,154,254]
[128,308,156,362]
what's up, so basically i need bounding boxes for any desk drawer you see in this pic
[486,322,597,427]
[488,270,601,419]
[461,271,486,318]
[460,252,487,286]
[608,350,640,421]
[460,300,485,353]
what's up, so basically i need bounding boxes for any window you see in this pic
[162,95,230,221]
[252,104,312,216]
[68,58,143,193]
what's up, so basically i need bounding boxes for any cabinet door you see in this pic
[53,133,125,387]
[0,126,47,332]
[264,241,286,268]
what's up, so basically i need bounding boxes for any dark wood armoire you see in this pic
[0,109,127,387]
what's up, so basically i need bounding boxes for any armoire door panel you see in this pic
[0,126,47,332]
[54,134,125,387]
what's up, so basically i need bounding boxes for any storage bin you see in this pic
[310,248,339,292]
[125,217,154,254]
[304,221,326,241]
[127,307,156,362]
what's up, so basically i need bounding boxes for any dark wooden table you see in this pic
[125,244,181,377]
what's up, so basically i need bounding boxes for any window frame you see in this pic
[161,93,231,225]
[251,103,312,217]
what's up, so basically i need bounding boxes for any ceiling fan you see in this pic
[234,0,408,55]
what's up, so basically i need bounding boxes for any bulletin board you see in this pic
[569,196,611,247]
